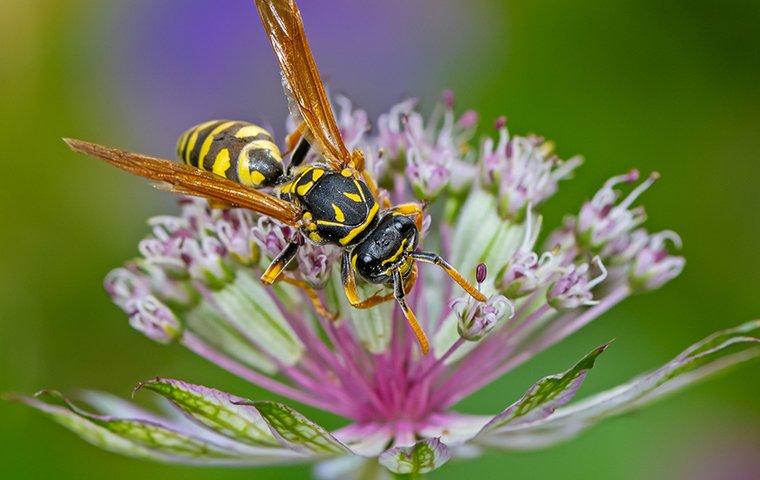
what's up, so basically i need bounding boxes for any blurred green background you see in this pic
[1,0,758,478]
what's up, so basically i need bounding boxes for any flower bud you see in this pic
[599,228,649,265]
[629,231,685,292]
[125,296,182,344]
[252,217,297,258]
[180,235,234,289]
[497,250,557,299]
[576,171,658,252]
[481,127,582,219]
[105,268,181,343]
[548,257,607,310]
[297,244,339,288]
[376,99,417,160]
[215,210,260,266]
[453,294,514,341]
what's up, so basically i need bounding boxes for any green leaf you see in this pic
[479,342,609,434]
[476,321,759,450]
[378,438,451,475]
[138,378,280,447]
[8,390,301,465]
[249,401,350,456]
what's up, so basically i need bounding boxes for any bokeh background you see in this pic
[1,0,758,478]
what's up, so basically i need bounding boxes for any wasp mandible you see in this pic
[65,0,486,354]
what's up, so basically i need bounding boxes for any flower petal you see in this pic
[137,378,280,447]
[314,456,385,480]
[347,285,394,354]
[475,321,760,450]
[9,390,304,465]
[185,300,277,374]
[332,423,394,457]
[478,342,609,435]
[211,271,304,365]
[378,438,451,475]
[451,190,502,274]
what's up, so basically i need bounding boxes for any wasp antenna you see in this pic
[411,252,487,303]
[63,137,91,155]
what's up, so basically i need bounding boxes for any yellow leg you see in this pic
[341,253,418,309]
[392,269,429,355]
[276,275,338,321]
[260,241,300,285]
[397,298,429,355]
[340,251,393,308]
[363,172,386,206]
[411,251,487,302]
[285,121,308,154]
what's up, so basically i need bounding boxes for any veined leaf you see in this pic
[476,321,759,449]
[9,390,303,465]
[138,378,280,447]
[247,401,350,456]
[479,342,609,434]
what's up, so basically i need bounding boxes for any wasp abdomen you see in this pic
[177,120,284,188]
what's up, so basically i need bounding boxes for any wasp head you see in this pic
[352,214,419,285]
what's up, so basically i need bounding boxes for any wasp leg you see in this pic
[284,121,308,153]
[393,269,429,355]
[341,251,393,308]
[275,274,338,321]
[341,252,418,308]
[260,240,301,285]
[368,176,390,209]
[287,137,311,175]
[388,203,425,231]
[410,251,487,302]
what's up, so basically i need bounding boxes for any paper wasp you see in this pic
[65,0,486,354]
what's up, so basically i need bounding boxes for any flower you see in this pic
[629,230,686,292]
[10,93,759,479]
[481,118,582,219]
[375,91,479,200]
[576,169,658,252]
[547,256,607,309]
[452,279,514,342]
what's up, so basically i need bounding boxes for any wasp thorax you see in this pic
[353,215,419,284]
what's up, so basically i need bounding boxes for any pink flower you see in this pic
[13,93,757,479]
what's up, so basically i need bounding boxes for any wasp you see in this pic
[65,0,486,354]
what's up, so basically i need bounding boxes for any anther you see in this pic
[442,89,455,109]
[476,263,488,284]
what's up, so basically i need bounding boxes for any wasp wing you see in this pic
[255,0,350,170]
[65,138,301,226]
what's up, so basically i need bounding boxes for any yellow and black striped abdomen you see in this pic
[176,120,284,188]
